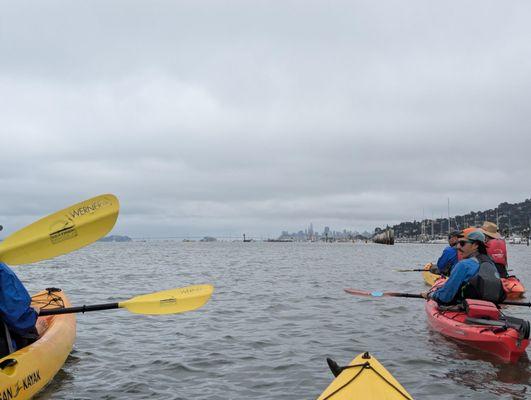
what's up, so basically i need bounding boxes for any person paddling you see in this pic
[429,230,460,275]
[0,262,40,357]
[421,229,505,305]
[480,221,509,278]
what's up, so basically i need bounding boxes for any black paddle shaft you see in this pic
[502,301,531,307]
[392,293,424,299]
[400,269,427,272]
[392,293,531,306]
[39,302,119,316]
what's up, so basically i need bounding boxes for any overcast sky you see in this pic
[1,1,530,238]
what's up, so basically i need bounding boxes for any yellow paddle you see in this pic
[0,194,119,265]
[39,284,214,316]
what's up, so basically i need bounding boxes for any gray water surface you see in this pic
[15,241,531,399]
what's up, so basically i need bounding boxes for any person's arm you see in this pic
[436,247,452,274]
[430,263,469,304]
[0,270,38,334]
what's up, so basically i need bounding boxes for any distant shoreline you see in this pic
[99,235,132,242]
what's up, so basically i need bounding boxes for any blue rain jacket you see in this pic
[436,245,458,275]
[0,262,38,335]
[430,258,480,305]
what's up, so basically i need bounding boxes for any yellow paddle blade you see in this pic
[0,194,119,265]
[119,284,214,315]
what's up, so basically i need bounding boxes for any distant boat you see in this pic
[428,238,447,244]
[509,236,523,244]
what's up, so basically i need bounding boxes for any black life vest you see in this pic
[462,253,506,304]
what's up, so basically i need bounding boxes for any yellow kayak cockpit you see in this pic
[0,289,76,400]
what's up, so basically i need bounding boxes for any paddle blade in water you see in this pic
[344,288,376,297]
[345,288,424,300]
[119,284,214,315]
[0,194,119,265]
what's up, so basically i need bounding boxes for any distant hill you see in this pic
[99,235,132,242]
[200,236,217,242]
[381,198,531,239]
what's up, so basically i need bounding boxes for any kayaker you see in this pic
[480,221,509,278]
[429,230,460,275]
[421,229,505,305]
[0,262,40,357]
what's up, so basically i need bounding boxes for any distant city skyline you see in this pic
[126,197,531,240]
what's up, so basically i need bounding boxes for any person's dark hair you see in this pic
[448,230,461,239]
[476,241,488,255]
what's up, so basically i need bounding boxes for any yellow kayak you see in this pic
[422,263,441,286]
[317,352,413,399]
[0,288,76,400]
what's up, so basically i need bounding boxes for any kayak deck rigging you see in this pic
[318,352,413,400]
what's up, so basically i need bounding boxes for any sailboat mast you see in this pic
[447,198,451,235]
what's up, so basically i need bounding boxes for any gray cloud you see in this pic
[1,1,530,238]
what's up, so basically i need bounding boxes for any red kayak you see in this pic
[425,297,529,363]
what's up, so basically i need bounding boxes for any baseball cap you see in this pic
[459,228,486,243]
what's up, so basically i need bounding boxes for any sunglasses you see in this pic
[457,240,472,246]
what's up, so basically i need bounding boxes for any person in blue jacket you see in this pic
[0,262,40,356]
[429,231,460,275]
[421,229,504,305]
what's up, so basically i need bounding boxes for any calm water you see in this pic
[14,241,531,399]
